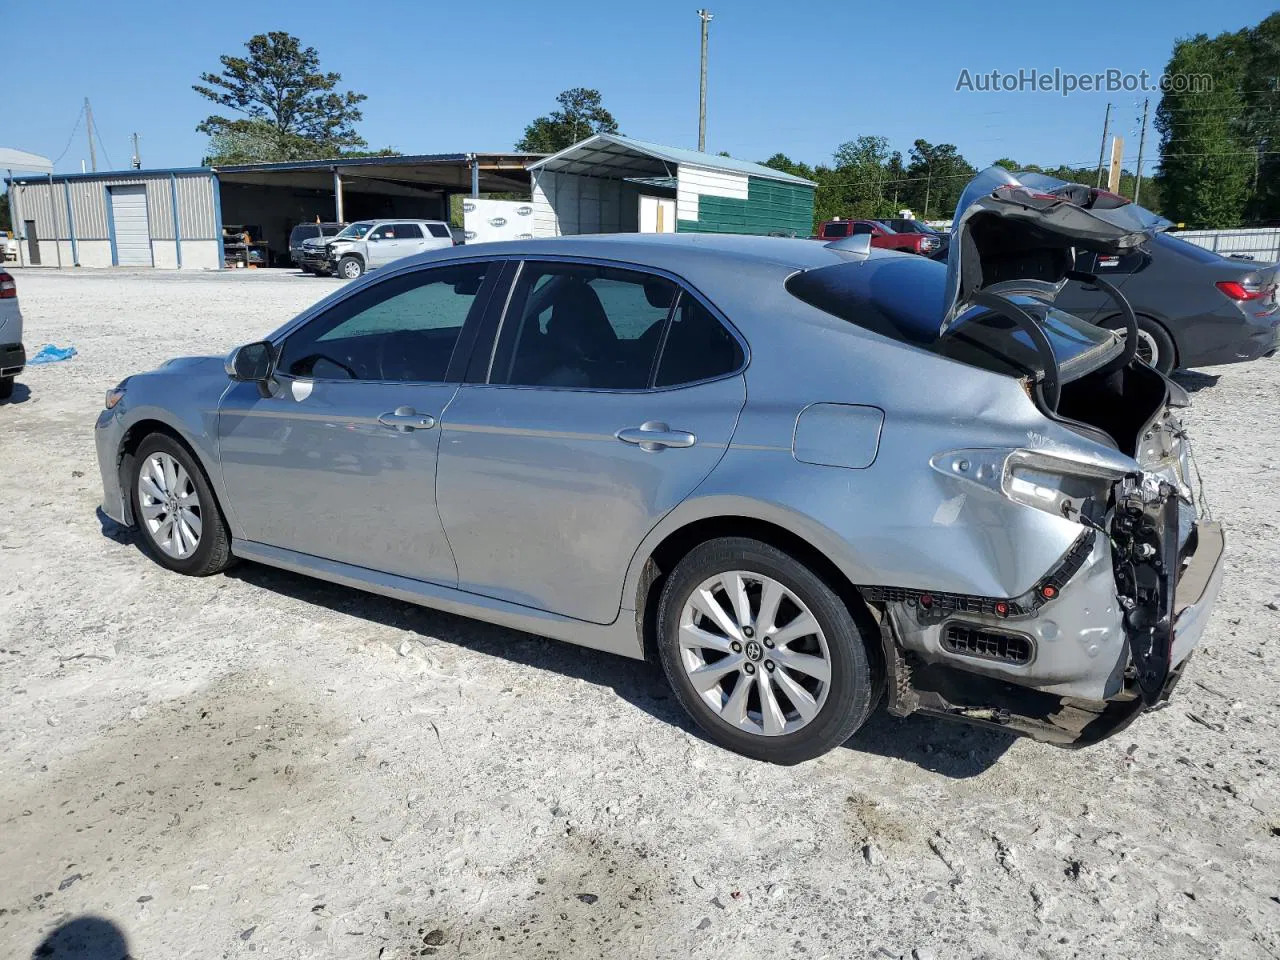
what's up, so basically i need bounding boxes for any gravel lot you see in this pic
[1,268,1278,960]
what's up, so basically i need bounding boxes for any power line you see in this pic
[50,104,86,167]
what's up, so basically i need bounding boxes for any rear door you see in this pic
[435,259,747,624]
[217,259,501,584]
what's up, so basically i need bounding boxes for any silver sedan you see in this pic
[95,170,1224,764]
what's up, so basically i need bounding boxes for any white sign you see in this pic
[462,198,535,245]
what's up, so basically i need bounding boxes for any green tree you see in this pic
[1155,31,1252,227]
[1240,12,1280,221]
[814,135,899,222]
[900,140,975,219]
[516,88,619,153]
[194,31,369,163]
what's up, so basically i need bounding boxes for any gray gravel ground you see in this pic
[1,268,1278,960]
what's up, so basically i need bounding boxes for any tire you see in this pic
[1104,314,1177,375]
[0,376,13,400]
[655,536,878,764]
[129,433,233,576]
[338,255,364,280]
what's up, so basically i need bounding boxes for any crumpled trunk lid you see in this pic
[942,167,1172,333]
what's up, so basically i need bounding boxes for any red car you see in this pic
[814,219,941,255]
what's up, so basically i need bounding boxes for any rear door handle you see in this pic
[615,420,696,452]
[378,406,436,431]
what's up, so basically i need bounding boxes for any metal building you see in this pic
[5,153,537,269]
[528,134,816,238]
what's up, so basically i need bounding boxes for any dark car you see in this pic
[289,222,345,272]
[1054,231,1280,374]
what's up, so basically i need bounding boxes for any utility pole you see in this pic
[85,97,97,172]
[697,9,713,151]
[1094,102,1111,188]
[1133,99,1149,204]
[130,133,142,170]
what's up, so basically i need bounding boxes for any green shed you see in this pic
[528,134,815,238]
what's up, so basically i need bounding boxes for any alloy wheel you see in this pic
[678,571,831,737]
[137,452,202,559]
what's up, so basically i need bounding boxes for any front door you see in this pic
[217,260,499,584]
[435,259,747,624]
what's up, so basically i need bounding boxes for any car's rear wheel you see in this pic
[129,434,233,576]
[1104,315,1177,374]
[656,537,878,764]
[338,255,364,280]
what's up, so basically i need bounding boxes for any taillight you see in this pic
[1216,279,1268,301]
[0,272,14,299]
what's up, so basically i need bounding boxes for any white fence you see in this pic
[1171,228,1280,263]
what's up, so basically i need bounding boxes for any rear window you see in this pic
[1159,232,1228,265]
[290,225,320,243]
[426,223,451,238]
[786,256,1115,378]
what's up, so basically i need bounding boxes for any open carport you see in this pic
[6,152,539,269]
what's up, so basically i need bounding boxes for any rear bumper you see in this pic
[881,519,1226,747]
[1181,317,1280,367]
[1169,521,1226,668]
[1,342,24,378]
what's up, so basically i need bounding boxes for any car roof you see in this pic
[427,232,903,272]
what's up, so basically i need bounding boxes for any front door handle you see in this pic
[615,420,696,452]
[378,406,436,431]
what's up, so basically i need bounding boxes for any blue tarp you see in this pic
[27,345,77,365]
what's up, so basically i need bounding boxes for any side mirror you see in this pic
[225,341,274,381]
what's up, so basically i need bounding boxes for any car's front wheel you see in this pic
[656,537,879,764]
[338,255,364,280]
[129,434,233,576]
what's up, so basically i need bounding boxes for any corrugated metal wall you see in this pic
[1174,228,1280,264]
[9,172,217,242]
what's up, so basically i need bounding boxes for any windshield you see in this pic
[786,256,1116,380]
[887,219,936,234]
[290,225,319,243]
[335,221,374,240]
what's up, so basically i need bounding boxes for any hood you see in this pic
[942,166,1171,332]
[157,355,226,375]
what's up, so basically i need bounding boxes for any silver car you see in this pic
[299,218,454,279]
[94,169,1225,764]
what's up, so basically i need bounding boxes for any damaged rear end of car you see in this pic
[791,167,1226,746]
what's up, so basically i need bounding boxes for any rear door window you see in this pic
[822,222,852,239]
[321,225,342,237]
[393,223,424,239]
[490,262,676,389]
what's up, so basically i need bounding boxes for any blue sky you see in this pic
[7,0,1276,176]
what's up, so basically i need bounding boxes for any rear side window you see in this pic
[392,223,423,239]
[491,262,676,389]
[655,297,744,387]
[426,223,451,238]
